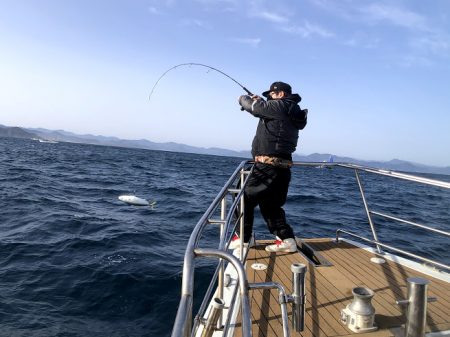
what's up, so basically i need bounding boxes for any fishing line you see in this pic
[148,63,253,102]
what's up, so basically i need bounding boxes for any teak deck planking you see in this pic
[233,238,450,337]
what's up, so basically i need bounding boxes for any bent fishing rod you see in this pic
[148,63,253,102]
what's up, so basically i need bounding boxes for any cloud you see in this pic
[194,0,239,12]
[398,54,434,68]
[360,3,427,31]
[302,21,334,38]
[195,0,238,4]
[360,4,450,62]
[148,0,175,7]
[180,19,211,29]
[409,32,450,57]
[307,0,356,20]
[307,1,450,64]
[248,1,332,40]
[230,37,261,48]
[146,0,175,15]
[148,7,162,15]
[281,21,334,39]
[248,0,290,24]
[253,11,289,24]
[344,35,380,49]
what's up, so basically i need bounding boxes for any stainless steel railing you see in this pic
[328,163,450,271]
[171,160,254,337]
[290,162,450,267]
[335,229,450,271]
[171,160,450,337]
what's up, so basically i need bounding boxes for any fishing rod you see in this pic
[148,63,253,102]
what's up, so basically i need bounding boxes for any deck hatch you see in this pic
[296,239,333,267]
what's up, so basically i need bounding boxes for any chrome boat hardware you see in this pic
[341,287,377,333]
[170,161,450,337]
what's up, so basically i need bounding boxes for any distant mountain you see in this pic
[0,125,39,139]
[1,124,449,175]
[292,153,450,175]
[26,127,251,156]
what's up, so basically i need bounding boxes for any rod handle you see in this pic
[242,87,253,95]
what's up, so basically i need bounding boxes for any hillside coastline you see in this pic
[1,124,449,175]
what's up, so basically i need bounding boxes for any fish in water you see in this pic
[118,195,156,207]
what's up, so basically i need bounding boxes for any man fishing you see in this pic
[230,81,308,252]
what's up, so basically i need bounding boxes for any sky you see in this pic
[0,0,449,167]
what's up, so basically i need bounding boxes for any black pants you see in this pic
[242,163,295,242]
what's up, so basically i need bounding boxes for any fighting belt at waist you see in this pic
[254,155,293,168]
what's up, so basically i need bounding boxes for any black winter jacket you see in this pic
[239,93,307,160]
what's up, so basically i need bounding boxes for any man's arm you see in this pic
[238,95,285,119]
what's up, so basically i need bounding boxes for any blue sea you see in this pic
[1,137,449,336]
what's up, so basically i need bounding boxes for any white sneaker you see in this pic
[228,234,253,250]
[265,238,297,253]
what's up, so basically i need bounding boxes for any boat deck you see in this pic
[233,238,450,337]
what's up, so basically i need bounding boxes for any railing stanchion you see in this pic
[354,169,382,253]
[239,168,246,261]
[217,196,227,328]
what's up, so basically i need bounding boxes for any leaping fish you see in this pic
[118,195,156,208]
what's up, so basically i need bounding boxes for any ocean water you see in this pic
[0,137,449,336]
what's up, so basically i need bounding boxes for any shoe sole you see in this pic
[265,248,297,253]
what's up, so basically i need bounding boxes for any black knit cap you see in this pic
[262,81,292,98]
